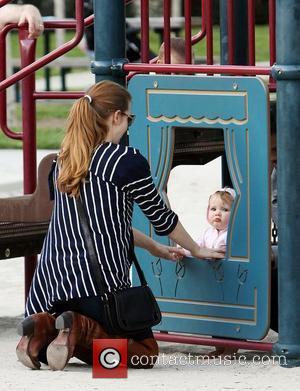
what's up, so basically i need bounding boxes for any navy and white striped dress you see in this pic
[25,142,178,316]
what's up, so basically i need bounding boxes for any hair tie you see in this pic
[84,94,92,104]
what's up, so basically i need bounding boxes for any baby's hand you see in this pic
[191,247,225,260]
[176,244,192,258]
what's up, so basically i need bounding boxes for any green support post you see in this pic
[91,0,127,86]
[272,0,300,367]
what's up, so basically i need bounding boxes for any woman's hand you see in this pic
[150,242,186,262]
[191,246,225,260]
[133,228,185,261]
[0,5,44,39]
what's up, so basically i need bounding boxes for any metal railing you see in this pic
[125,0,275,88]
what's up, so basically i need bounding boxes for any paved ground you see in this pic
[36,70,94,92]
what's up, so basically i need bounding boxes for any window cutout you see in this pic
[168,126,233,245]
[172,127,224,168]
[168,158,222,240]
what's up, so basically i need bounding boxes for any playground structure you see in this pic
[0,0,300,367]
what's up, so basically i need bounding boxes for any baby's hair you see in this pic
[209,188,235,207]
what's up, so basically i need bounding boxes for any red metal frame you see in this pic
[184,0,192,64]
[0,0,12,6]
[227,0,235,64]
[0,0,90,299]
[163,0,171,64]
[124,63,270,75]
[154,332,273,351]
[248,0,256,65]
[19,29,37,194]
[0,0,277,350]
[191,0,207,46]
[205,0,213,65]
[140,0,149,63]
[126,0,274,81]
[0,3,89,91]
[0,24,22,140]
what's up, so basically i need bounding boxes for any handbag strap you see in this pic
[75,196,148,296]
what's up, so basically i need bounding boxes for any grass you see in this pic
[0,25,271,150]
[0,103,72,149]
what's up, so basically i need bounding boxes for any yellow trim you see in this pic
[146,89,248,125]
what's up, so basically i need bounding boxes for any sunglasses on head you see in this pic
[121,112,135,127]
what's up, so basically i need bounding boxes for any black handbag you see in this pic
[76,197,162,335]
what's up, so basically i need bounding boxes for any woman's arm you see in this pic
[0,4,43,38]
[133,228,185,261]
[121,151,224,260]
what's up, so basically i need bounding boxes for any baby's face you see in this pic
[207,194,232,231]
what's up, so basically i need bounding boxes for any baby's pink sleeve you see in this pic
[217,231,227,251]
[196,233,205,248]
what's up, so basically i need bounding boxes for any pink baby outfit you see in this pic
[184,227,227,257]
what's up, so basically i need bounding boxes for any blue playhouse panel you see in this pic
[128,75,270,341]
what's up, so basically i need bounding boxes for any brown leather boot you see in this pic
[47,311,109,370]
[16,312,57,370]
[127,337,159,369]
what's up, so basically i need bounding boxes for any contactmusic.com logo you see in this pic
[93,339,128,378]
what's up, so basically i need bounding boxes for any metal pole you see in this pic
[272,0,300,368]
[91,0,127,86]
[19,29,38,299]
[219,0,229,65]
[220,0,248,65]
[232,0,248,65]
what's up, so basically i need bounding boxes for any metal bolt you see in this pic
[153,81,158,88]
[233,82,238,90]
[5,248,10,258]
[277,69,282,75]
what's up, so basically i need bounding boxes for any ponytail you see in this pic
[57,81,131,197]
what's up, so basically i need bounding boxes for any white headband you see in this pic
[218,187,236,199]
[84,94,92,104]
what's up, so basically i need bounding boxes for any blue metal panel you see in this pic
[128,75,270,340]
